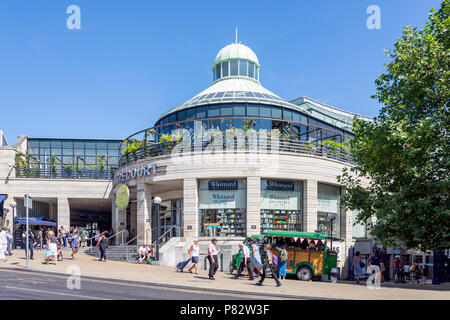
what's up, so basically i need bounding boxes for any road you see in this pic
[0,269,265,300]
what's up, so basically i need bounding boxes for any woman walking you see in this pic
[188,239,203,275]
[277,245,288,280]
[46,231,58,264]
[96,231,109,262]
[352,251,363,284]
[250,238,263,277]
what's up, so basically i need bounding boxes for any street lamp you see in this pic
[10,201,16,249]
[328,213,336,249]
[153,196,162,261]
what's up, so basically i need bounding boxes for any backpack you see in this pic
[280,249,288,263]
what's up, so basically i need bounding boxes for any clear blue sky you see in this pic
[0,0,443,142]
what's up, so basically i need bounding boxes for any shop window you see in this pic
[198,179,247,237]
[317,183,341,238]
[260,179,303,234]
[352,210,368,238]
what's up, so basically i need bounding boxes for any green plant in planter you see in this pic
[123,139,143,160]
[14,151,28,170]
[320,139,350,156]
[94,154,109,173]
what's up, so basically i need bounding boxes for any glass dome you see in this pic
[212,43,260,83]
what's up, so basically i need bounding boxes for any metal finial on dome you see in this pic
[235,27,238,44]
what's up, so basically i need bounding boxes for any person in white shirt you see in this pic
[0,227,8,262]
[138,244,151,262]
[233,242,254,280]
[188,240,205,275]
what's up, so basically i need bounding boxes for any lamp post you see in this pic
[10,201,16,249]
[328,213,336,249]
[153,196,162,261]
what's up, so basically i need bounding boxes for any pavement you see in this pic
[1,250,449,300]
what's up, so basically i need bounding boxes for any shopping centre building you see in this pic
[0,42,435,279]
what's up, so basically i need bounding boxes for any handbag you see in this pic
[360,261,365,268]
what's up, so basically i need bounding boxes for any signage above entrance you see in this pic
[113,163,158,185]
[208,180,238,190]
[266,180,294,191]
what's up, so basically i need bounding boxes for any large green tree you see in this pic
[338,1,449,252]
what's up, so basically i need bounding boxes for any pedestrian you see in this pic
[0,227,8,262]
[60,226,67,247]
[250,238,263,277]
[188,239,203,274]
[5,226,13,256]
[403,261,411,282]
[138,243,151,263]
[22,229,34,260]
[207,238,218,280]
[96,231,108,262]
[352,251,363,284]
[368,249,384,276]
[422,265,429,284]
[81,228,88,247]
[45,231,58,265]
[393,255,401,283]
[256,244,282,287]
[277,245,288,280]
[233,242,254,280]
[68,228,79,259]
[410,262,421,284]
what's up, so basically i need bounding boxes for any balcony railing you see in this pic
[15,167,114,180]
[118,138,353,167]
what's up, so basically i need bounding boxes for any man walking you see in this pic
[233,242,254,280]
[256,244,282,287]
[6,226,13,256]
[22,229,34,260]
[60,226,67,247]
[208,238,218,280]
[68,228,79,259]
[0,227,8,262]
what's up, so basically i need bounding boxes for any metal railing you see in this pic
[118,137,353,167]
[107,230,128,246]
[15,167,114,180]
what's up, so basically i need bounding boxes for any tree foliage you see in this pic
[338,1,450,252]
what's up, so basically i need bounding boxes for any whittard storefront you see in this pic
[110,41,371,276]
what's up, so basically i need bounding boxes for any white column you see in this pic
[57,197,70,230]
[246,176,260,236]
[340,208,354,279]
[303,180,318,232]
[136,183,152,245]
[112,192,127,245]
[183,178,198,238]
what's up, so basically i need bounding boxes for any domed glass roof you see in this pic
[213,43,260,68]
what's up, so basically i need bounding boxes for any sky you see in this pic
[0,0,443,142]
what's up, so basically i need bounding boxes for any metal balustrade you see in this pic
[118,137,354,167]
[15,167,114,180]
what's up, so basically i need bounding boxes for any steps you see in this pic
[85,245,141,263]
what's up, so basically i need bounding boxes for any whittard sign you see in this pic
[266,180,294,191]
[208,180,238,190]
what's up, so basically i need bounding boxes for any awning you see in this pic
[0,194,7,205]
[14,217,56,226]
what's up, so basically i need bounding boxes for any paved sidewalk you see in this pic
[1,250,449,300]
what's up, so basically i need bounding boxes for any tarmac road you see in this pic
[0,269,266,300]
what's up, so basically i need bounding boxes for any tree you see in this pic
[338,1,449,252]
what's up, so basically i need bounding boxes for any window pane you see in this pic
[260,105,271,117]
[247,104,259,116]
[283,109,293,121]
[62,141,72,149]
[196,106,206,118]
[215,65,221,80]
[96,142,107,149]
[185,108,196,120]
[272,107,282,119]
[51,141,61,148]
[239,60,247,77]
[230,60,238,76]
[233,104,246,116]
[169,113,176,123]
[222,61,229,77]
[177,110,185,121]
[208,105,220,117]
[221,104,233,116]
[292,112,301,122]
[248,62,254,78]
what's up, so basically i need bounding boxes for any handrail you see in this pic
[107,230,127,245]
[152,225,182,246]
[125,230,150,246]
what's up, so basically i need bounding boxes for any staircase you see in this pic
[85,245,146,264]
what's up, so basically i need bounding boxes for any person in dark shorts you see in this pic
[68,229,80,259]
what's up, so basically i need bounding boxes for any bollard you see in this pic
[220,253,223,272]
[204,256,207,271]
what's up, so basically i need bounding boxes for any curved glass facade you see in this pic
[155,102,352,143]
[212,59,260,82]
